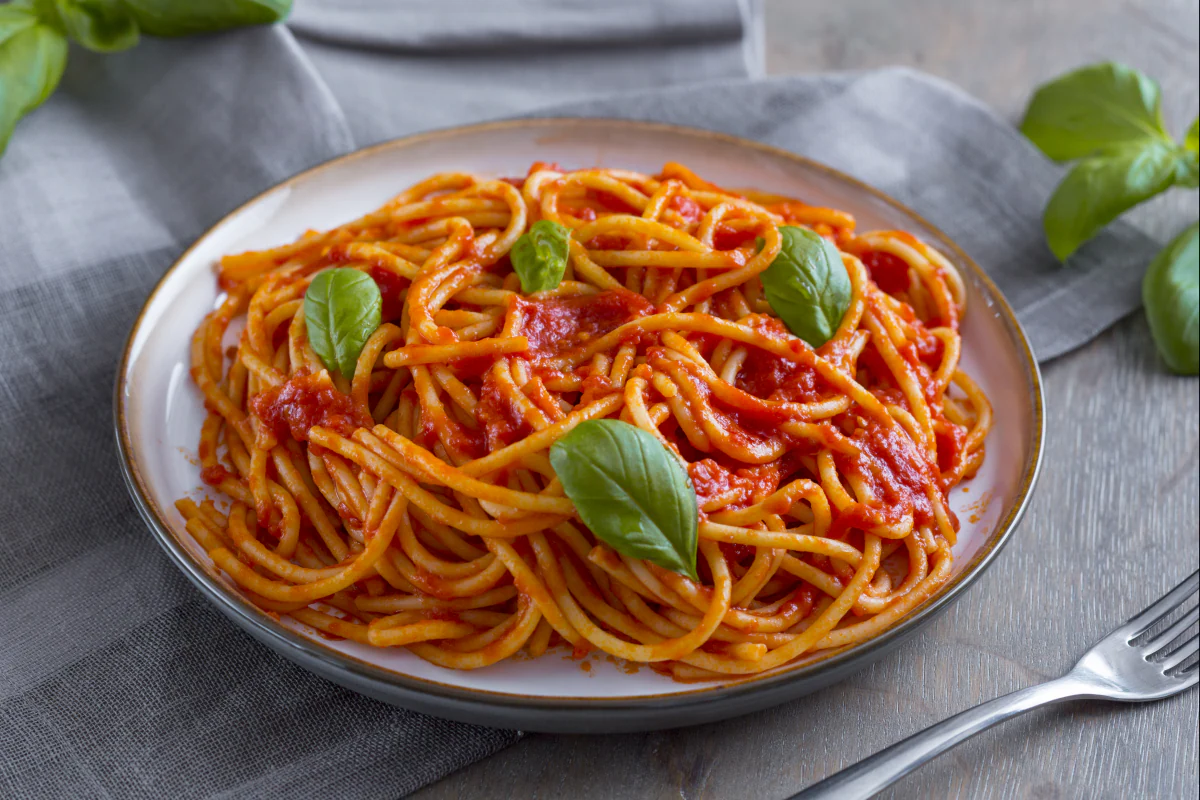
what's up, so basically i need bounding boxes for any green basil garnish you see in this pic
[1042,142,1182,262]
[1020,62,1169,162]
[35,0,139,53]
[303,268,382,381]
[118,0,291,37]
[550,419,699,581]
[1142,222,1198,375]
[1021,62,1198,261]
[1186,118,1198,154]
[511,219,570,293]
[0,4,67,157]
[759,225,851,348]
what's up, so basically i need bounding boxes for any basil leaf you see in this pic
[760,225,851,348]
[1043,142,1181,261]
[0,5,38,46]
[1021,62,1170,162]
[37,0,138,52]
[1142,222,1199,375]
[511,219,569,293]
[0,11,67,158]
[1181,120,1199,189]
[550,419,699,581]
[118,0,291,36]
[303,268,382,380]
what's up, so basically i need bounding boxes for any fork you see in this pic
[790,570,1199,800]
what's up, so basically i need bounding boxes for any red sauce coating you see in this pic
[689,457,787,510]
[835,417,942,532]
[249,371,371,443]
[711,224,758,251]
[718,542,756,563]
[669,194,703,226]
[736,348,828,403]
[476,370,533,451]
[515,289,654,363]
[369,266,409,321]
[861,251,911,295]
[935,424,967,475]
[200,464,230,486]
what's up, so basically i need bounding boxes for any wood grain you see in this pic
[414,1,1200,797]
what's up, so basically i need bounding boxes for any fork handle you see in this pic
[790,676,1087,799]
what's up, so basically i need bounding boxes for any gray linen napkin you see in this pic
[0,5,759,798]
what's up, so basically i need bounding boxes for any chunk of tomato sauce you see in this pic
[368,266,409,321]
[711,224,758,251]
[249,371,371,443]
[834,416,947,533]
[200,464,231,487]
[736,348,829,403]
[475,370,534,451]
[668,194,703,226]
[860,250,911,295]
[515,289,655,363]
[934,422,967,476]
[689,457,788,511]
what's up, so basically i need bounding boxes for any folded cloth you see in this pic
[0,4,760,798]
[287,0,764,146]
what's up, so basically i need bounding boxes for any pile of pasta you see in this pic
[178,161,990,680]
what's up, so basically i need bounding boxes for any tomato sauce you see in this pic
[475,370,533,451]
[200,464,230,486]
[860,250,911,295]
[369,266,409,321]
[711,224,758,251]
[250,370,371,443]
[688,457,788,510]
[935,424,967,475]
[668,194,703,226]
[834,416,944,532]
[736,347,828,403]
[515,289,654,363]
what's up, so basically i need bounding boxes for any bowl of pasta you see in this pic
[116,118,1043,732]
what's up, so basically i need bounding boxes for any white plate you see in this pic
[116,119,1043,732]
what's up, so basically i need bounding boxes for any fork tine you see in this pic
[1123,571,1199,639]
[1160,634,1199,672]
[1144,606,1199,657]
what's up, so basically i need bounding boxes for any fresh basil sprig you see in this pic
[1142,222,1198,375]
[1022,62,1199,374]
[0,0,291,158]
[1041,141,1182,262]
[511,219,570,293]
[1021,62,1168,161]
[304,268,382,381]
[550,419,699,581]
[1021,62,1198,261]
[759,225,851,348]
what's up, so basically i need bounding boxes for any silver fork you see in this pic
[791,570,1199,800]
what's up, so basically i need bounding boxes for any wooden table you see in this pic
[416,2,1200,796]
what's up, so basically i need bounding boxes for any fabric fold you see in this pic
[287,0,748,52]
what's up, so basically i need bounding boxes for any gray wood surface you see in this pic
[414,1,1200,797]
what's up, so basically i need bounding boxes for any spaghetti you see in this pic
[177,161,991,679]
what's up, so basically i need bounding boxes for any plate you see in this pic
[115,118,1043,733]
